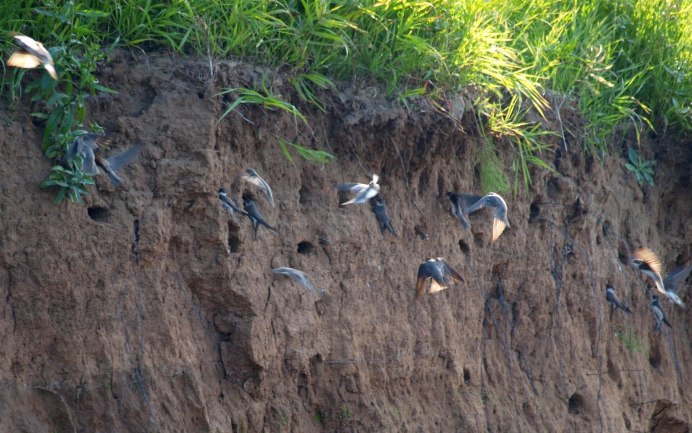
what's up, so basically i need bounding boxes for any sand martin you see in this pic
[462,192,510,242]
[415,257,464,299]
[605,285,632,319]
[271,267,318,294]
[218,188,248,221]
[239,168,275,208]
[242,194,277,240]
[651,295,672,331]
[632,247,690,306]
[65,134,141,186]
[446,192,471,230]
[7,33,57,80]
[333,174,380,206]
[369,194,396,237]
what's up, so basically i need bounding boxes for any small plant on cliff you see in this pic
[279,139,335,166]
[339,404,352,419]
[476,142,510,195]
[7,2,117,203]
[624,147,655,186]
[615,327,647,354]
[217,84,307,125]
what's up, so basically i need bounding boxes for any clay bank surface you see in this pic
[0,51,690,433]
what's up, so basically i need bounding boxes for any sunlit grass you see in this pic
[1,0,689,191]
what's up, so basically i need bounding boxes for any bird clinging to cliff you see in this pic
[271,267,320,294]
[605,285,632,319]
[462,192,510,242]
[242,194,277,240]
[369,194,396,237]
[219,188,248,221]
[651,295,672,331]
[333,174,380,206]
[631,247,690,307]
[238,168,275,208]
[7,33,57,80]
[65,134,141,186]
[415,257,464,299]
[446,192,472,230]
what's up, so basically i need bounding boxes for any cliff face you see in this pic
[0,51,689,433]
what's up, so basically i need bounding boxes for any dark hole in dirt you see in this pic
[529,200,540,222]
[458,239,470,254]
[623,414,631,429]
[546,177,560,199]
[417,171,429,193]
[602,220,612,238]
[87,207,110,222]
[596,234,601,246]
[649,345,662,369]
[197,91,204,99]
[227,222,241,253]
[299,186,310,205]
[568,393,585,415]
[617,243,629,266]
[436,175,445,196]
[298,241,315,255]
[463,368,471,384]
[336,191,351,206]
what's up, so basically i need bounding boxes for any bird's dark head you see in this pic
[218,188,227,196]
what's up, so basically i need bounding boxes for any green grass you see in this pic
[615,327,648,354]
[1,0,690,196]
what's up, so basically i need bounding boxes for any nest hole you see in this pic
[87,206,110,222]
[568,393,585,416]
[297,241,315,255]
[227,222,241,253]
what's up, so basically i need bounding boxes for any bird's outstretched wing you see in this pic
[663,265,691,295]
[241,169,275,208]
[633,247,663,276]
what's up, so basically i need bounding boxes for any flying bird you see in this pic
[415,257,464,299]
[238,168,275,208]
[632,247,690,306]
[446,192,472,230]
[462,192,510,242]
[243,195,277,240]
[7,33,57,80]
[271,267,318,294]
[605,285,632,319]
[333,174,380,206]
[651,295,672,331]
[369,194,396,237]
[65,134,141,186]
[218,188,248,221]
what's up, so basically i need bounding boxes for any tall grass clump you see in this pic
[1,0,690,195]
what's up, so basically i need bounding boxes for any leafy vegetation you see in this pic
[615,327,648,354]
[1,0,690,195]
[624,148,656,186]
